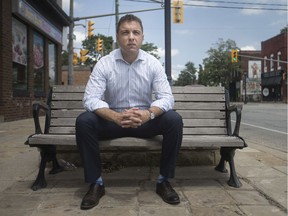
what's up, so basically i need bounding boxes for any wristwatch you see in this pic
[148,109,155,120]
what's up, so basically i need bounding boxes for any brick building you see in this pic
[61,66,91,85]
[261,32,287,102]
[0,0,70,121]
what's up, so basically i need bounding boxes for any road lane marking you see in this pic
[232,120,287,135]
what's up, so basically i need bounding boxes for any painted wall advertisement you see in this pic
[241,60,262,98]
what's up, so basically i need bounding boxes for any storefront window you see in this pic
[48,43,57,86]
[12,18,28,93]
[33,32,45,94]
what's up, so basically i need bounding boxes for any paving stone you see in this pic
[184,189,236,207]
[239,205,287,216]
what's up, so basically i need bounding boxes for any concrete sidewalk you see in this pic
[0,118,287,216]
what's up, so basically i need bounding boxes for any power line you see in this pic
[124,0,287,11]
[188,0,287,7]
[184,3,287,11]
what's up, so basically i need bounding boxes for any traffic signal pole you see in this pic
[68,0,74,85]
[165,0,172,84]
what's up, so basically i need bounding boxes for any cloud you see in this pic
[172,64,185,80]
[156,48,179,58]
[241,8,264,15]
[241,46,257,51]
[174,29,194,35]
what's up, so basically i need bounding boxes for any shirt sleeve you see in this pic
[83,60,109,112]
[150,61,174,112]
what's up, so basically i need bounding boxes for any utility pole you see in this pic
[68,0,74,85]
[165,0,172,84]
[115,0,119,48]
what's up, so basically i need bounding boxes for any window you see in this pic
[12,18,28,94]
[264,56,267,72]
[48,42,57,87]
[277,51,282,70]
[270,54,274,71]
[33,32,45,95]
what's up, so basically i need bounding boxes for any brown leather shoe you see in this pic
[81,183,105,210]
[156,181,180,204]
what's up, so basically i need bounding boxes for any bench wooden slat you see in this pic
[183,128,227,135]
[49,118,226,127]
[52,85,86,92]
[174,102,225,110]
[171,86,225,94]
[51,101,226,110]
[51,92,225,102]
[51,110,85,118]
[50,110,226,119]
[51,101,83,109]
[52,85,225,94]
[174,94,225,102]
[48,126,227,135]
[28,134,244,148]
[177,110,225,119]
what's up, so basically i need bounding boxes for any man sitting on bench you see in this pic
[76,14,183,210]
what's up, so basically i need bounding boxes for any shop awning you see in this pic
[261,76,282,86]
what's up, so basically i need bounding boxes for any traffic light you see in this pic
[88,20,94,38]
[231,49,238,63]
[80,49,89,63]
[173,0,184,23]
[73,52,78,65]
[97,38,103,53]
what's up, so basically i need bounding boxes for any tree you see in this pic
[280,26,287,34]
[201,38,241,88]
[174,61,197,86]
[61,50,69,65]
[141,42,160,59]
[197,64,206,85]
[81,34,114,66]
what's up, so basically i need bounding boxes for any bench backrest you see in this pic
[48,85,229,136]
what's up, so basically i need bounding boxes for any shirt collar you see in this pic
[114,48,145,63]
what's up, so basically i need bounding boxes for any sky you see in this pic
[62,0,287,79]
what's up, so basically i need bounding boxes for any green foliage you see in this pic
[174,61,197,86]
[280,26,287,34]
[61,50,69,65]
[199,38,241,88]
[81,34,114,66]
[141,42,160,59]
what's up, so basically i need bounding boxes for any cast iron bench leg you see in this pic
[215,147,242,188]
[31,146,63,191]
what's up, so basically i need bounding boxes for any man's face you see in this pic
[117,20,144,55]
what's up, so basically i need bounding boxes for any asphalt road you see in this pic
[236,102,287,152]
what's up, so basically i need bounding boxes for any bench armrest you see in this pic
[227,104,242,136]
[32,101,50,134]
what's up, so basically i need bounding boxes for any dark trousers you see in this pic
[75,110,183,183]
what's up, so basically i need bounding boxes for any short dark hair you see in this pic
[116,14,143,34]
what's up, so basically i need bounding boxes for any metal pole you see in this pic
[115,0,119,48]
[244,73,247,104]
[165,0,172,84]
[68,0,74,85]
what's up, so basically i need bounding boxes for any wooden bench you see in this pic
[26,85,247,191]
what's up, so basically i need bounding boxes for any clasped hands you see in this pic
[117,108,150,128]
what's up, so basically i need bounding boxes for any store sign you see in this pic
[263,88,269,97]
[12,0,62,44]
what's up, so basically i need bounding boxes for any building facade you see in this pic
[0,0,70,121]
[261,32,287,102]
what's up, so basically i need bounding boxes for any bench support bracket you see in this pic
[31,145,63,191]
[215,147,242,188]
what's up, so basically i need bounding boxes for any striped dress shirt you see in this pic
[83,48,174,113]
